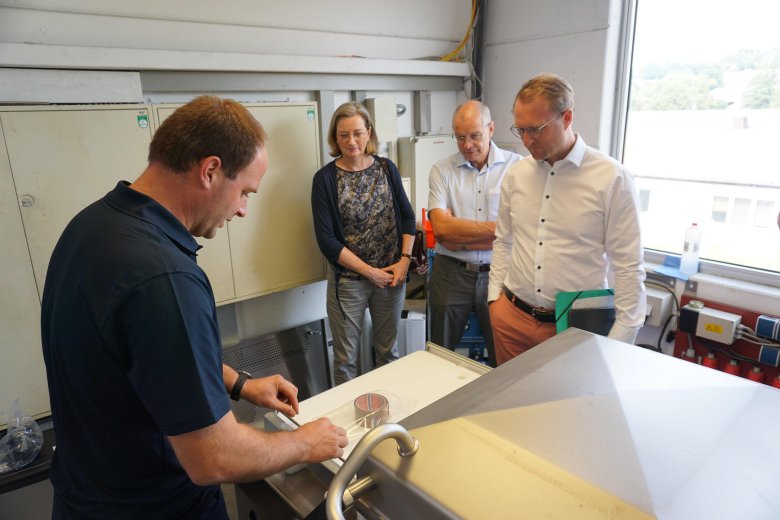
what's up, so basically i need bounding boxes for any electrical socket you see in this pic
[645,287,673,328]
[679,304,742,344]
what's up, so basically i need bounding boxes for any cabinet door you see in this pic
[231,104,325,298]
[2,106,152,300]
[0,122,48,428]
[153,102,325,303]
[152,106,235,303]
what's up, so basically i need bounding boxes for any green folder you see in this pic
[555,289,615,334]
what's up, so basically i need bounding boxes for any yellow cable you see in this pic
[441,0,475,61]
[441,0,478,62]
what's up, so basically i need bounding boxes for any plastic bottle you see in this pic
[680,223,702,275]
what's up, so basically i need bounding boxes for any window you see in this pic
[621,0,780,274]
[755,200,775,227]
[638,189,650,212]
[711,196,728,223]
[732,198,751,225]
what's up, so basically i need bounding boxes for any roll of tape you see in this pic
[354,393,389,428]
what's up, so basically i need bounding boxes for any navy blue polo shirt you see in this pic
[41,182,231,519]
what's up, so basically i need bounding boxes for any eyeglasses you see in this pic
[510,114,559,139]
[453,123,490,144]
[336,130,368,141]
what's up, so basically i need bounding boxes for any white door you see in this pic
[3,106,152,299]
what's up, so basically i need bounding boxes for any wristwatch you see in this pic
[230,370,252,401]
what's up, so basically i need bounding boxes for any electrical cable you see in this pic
[464,60,485,100]
[725,347,761,364]
[736,324,780,346]
[644,280,680,350]
[645,280,680,314]
[440,0,478,62]
[689,334,758,364]
[738,334,780,347]
[708,342,756,364]
[657,312,677,351]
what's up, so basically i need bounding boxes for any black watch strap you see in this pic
[230,370,252,401]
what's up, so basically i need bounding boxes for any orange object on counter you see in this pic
[422,208,436,249]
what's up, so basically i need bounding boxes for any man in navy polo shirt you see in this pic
[41,96,347,519]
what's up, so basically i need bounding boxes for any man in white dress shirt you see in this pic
[488,73,646,365]
[428,100,522,366]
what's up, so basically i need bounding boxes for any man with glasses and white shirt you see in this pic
[427,100,522,367]
[488,73,646,365]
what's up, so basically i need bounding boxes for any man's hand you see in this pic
[242,375,300,417]
[295,418,349,462]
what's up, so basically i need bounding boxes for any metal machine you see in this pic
[241,329,780,519]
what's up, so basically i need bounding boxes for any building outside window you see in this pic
[622,0,780,274]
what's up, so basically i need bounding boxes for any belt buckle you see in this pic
[465,262,480,273]
[531,307,551,320]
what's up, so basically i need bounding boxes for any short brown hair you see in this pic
[326,102,379,158]
[148,95,267,179]
[514,73,574,114]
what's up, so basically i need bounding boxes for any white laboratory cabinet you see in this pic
[153,103,325,302]
[396,135,458,228]
[0,105,152,428]
[0,102,324,428]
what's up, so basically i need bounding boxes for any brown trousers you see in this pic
[489,292,556,366]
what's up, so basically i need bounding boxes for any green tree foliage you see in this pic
[630,74,727,110]
[742,70,779,108]
[631,48,779,111]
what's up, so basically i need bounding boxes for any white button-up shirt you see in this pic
[428,142,522,264]
[488,135,646,343]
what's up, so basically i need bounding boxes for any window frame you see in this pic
[612,0,780,289]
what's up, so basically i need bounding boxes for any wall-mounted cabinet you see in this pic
[0,105,152,427]
[4,106,154,300]
[152,103,325,303]
[0,102,324,427]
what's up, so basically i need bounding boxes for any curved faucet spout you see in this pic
[326,423,419,520]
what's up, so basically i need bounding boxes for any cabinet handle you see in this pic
[20,195,35,208]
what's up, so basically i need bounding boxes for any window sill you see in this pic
[645,258,780,316]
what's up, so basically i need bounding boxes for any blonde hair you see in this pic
[327,102,379,158]
[514,73,574,114]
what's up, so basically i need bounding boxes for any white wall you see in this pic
[481,0,624,153]
[0,1,471,59]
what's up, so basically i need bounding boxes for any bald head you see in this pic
[452,100,492,128]
[452,100,494,170]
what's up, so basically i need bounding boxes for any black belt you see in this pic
[503,288,556,323]
[450,257,491,272]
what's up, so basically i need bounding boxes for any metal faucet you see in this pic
[326,423,419,520]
